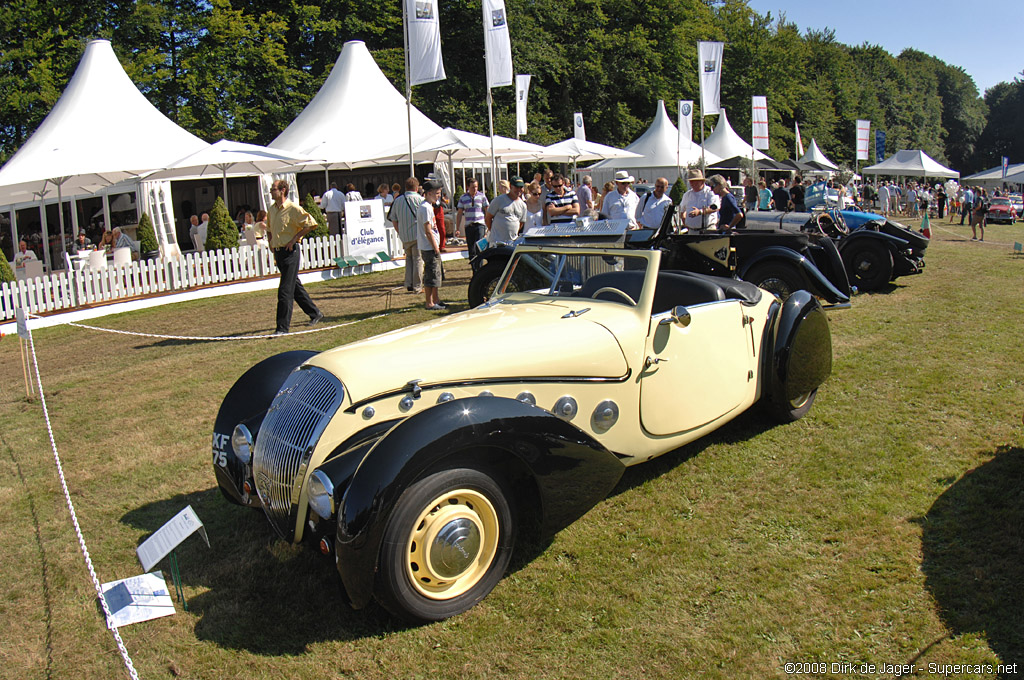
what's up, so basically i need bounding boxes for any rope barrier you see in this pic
[930,221,1015,246]
[26,327,141,680]
[63,309,409,342]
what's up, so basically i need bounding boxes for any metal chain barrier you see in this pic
[26,327,142,680]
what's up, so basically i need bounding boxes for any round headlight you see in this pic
[307,470,335,519]
[231,424,253,464]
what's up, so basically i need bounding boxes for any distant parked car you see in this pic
[1008,194,1023,216]
[986,197,1017,224]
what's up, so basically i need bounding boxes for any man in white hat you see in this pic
[603,170,640,226]
[679,168,719,231]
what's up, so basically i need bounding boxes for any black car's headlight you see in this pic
[231,424,253,464]
[307,470,336,519]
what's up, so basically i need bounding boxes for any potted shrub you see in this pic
[137,212,160,261]
[302,194,329,239]
[0,254,14,283]
[204,197,239,251]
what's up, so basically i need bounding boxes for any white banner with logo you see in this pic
[697,41,723,116]
[752,96,769,150]
[795,121,805,157]
[856,119,870,161]
[516,74,531,135]
[678,100,693,144]
[483,0,513,88]
[573,112,586,141]
[344,200,389,259]
[406,0,446,86]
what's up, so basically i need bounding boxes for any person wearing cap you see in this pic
[637,177,672,229]
[603,170,640,226]
[708,174,745,229]
[543,173,579,225]
[418,180,446,310]
[679,168,719,231]
[486,175,529,244]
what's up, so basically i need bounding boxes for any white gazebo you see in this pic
[0,39,209,267]
[702,108,773,164]
[862,150,959,179]
[588,101,722,186]
[799,139,838,171]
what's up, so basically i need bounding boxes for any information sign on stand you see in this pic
[135,505,209,610]
[344,200,389,260]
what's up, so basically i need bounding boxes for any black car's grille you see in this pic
[252,366,344,540]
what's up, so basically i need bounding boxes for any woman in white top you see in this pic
[524,181,544,230]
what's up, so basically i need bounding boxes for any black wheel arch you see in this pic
[333,396,625,609]
[762,290,832,407]
[212,350,318,505]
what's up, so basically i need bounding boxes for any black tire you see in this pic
[744,261,804,301]
[768,386,817,423]
[842,242,893,291]
[375,467,515,622]
[467,259,509,308]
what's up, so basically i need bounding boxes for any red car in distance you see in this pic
[987,197,1017,224]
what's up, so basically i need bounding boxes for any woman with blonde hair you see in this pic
[524,181,544,230]
[597,181,616,217]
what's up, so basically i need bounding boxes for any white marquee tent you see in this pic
[702,108,772,163]
[798,138,838,170]
[589,101,721,185]
[0,39,209,264]
[862,150,959,179]
[272,40,442,171]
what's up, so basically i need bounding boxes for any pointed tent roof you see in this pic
[862,149,958,178]
[798,138,838,170]
[271,40,442,167]
[702,108,772,162]
[0,39,208,204]
[590,100,721,170]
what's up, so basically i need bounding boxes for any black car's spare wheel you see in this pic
[376,467,515,622]
[467,259,508,307]
[744,261,804,301]
[843,242,893,291]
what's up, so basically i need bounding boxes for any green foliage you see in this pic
[204,196,238,250]
[670,177,686,205]
[0,253,14,283]
[136,212,159,254]
[302,193,329,238]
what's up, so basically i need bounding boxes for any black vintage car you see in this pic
[468,207,853,307]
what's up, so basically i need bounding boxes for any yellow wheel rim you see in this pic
[405,488,499,600]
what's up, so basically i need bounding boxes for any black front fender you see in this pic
[212,350,318,504]
[334,396,625,608]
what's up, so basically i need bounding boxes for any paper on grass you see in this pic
[101,572,176,628]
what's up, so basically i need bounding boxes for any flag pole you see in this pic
[488,87,497,196]
[403,0,414,178]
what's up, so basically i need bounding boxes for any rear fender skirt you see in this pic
[334,396,625,608]
[770,291,833,403]
[212,350,317,504]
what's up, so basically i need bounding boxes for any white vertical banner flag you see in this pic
[406,0,446,85]
[483,0,513,88]
[515,75,532,135]
[856,119,871,161]
[573,112,586,141]
[697,41,724,116]
[751,96,769,150]
[678,100,693,143]
[795,121,805,157]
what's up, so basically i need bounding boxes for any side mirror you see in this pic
[659,305,691,327]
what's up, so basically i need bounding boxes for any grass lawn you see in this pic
[1,221,1021,679]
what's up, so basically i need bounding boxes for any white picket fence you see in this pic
[1,235,355,321]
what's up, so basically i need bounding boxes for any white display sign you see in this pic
[678,100,693,144]
[405,0,446,85]
[516,74,531,136]
[16,307,29,339]
[101,572,176,629]
[697,41,724,116]
[752,96,770,150]
[345,200,389,259]
[573,112,586,141]
[856,119,871,161]
[483,0,513,88]
[136,505,209,573]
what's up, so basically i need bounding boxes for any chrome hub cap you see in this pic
[429,518,481,578]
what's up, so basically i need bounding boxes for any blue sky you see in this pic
[745,0,1024,95]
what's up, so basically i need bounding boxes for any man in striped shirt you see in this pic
[457,177,489,271]
[543,173,579,225]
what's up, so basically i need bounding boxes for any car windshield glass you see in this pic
[495,251,648,305]
[992,198,1009,205]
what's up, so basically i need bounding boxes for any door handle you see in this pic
[644,356,669,369]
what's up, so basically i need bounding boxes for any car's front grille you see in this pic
[252,366,344,540]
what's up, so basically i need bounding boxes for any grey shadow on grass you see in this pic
[911,445,1023,673]
[120,488,401,655]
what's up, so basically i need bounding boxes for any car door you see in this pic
[639,300,753,436]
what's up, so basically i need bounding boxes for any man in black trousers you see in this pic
[267,179,324,334]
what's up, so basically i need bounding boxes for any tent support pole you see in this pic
[403,0,414,179]
[488,87,497,196]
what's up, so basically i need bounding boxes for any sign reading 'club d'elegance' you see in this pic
[345,200,388,259]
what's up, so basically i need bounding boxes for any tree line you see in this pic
[1,0,1018,174]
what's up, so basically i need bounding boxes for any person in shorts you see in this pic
[418,180,445,310]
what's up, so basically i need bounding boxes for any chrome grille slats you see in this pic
[252,366,344,540]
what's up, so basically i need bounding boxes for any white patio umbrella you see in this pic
[532,138,642,165]
[145,140,321,213]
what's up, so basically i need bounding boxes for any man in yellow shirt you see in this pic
[268,179,324,334]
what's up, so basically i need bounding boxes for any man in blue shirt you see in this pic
[709,174,745,229]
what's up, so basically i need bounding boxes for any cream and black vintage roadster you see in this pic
[212,233,834,622]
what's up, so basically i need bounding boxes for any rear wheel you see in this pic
[768,387,817,423]
[467,259,510,307]
[744,261,804,301]
[375,467,515,622]
[843,242,893,291]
